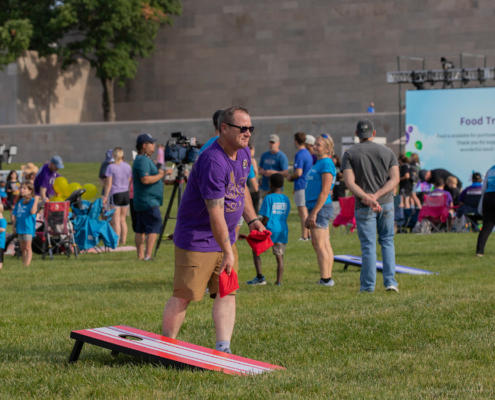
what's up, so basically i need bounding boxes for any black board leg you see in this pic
[344,263,348,271]
[111,350,119,357]
[69,340,84,363]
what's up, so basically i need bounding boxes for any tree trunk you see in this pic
[101,77,116,122]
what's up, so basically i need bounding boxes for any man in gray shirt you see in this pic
[342,119,400,293]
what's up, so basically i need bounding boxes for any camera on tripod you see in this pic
[165,132,200,164]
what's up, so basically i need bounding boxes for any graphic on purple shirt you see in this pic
[430,188,453,206]
[105,162,132,196]
[34,163,60,196]
[173,140,251,252]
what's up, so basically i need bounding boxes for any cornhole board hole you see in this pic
[69,325,284,375]
[334,255,437,275]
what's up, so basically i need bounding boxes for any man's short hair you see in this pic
[213,109,222,130]
[218,106,249,131]
[136,143,144,152]
[270,173,284,189]
[472,172,482,183]
[435,178,445,188]
[294,132,306,145]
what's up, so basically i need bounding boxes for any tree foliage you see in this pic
[0,0,182,121]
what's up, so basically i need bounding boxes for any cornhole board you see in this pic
[69,325,284,375]
[334,255,437,275]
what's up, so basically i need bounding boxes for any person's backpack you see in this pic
[409,163,420,184]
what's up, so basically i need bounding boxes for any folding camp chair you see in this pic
[43,201,78,259]
[418,194,451,233]
[332,196,356,234]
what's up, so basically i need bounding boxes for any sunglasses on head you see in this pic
[225,123,255,133]
[320,134,329,139]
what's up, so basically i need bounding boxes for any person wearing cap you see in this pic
[342,119,400,293]
[305,135,318,165]
[132,133,173,260]
[419,168,462,190]
[258,134,289,201]
[34,156,64,201]
[99,149,114,196]
[287,132,313,241]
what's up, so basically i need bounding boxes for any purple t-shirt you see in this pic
[105,162,132,196]
[174,140,251,252]
[34,163,60,196]
[430,188,453,206]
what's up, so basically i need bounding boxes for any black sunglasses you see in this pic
[225,123,255,133]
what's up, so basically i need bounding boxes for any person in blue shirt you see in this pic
[367,102,375,114]
[247,173,290,286]
[477,164,495,256]
[12,182,40,266]
[305,135,337,287]
[288,132,313,241]
[0,203,6,269]
[198,109,223,155]
[258,134,289,201]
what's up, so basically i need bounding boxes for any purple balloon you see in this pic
[405,132,410,144]
[407,125,413,133]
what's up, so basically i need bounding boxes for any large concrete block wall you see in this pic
[0,111,402,164]
[114,0,495,121]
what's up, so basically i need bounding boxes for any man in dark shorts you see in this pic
[162,106,265,354]
[132,134,172,260]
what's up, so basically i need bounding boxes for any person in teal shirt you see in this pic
[132,133,172,260]
[304,134,337,287]
[247,173,290,286]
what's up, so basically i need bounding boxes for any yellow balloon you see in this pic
[67,182,82,196]
[81,183,98,200]
[53,177,69,197]
[51,196,64,202]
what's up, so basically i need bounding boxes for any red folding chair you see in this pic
[332,196,356,233]
[43,201,78,259]
[418,194,451,232]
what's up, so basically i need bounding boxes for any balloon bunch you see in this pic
[50,177,98,202]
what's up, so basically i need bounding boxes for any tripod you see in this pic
[154,164,186,257]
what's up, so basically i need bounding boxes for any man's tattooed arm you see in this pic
[205,198,224,209]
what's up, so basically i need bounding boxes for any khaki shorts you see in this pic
[173,244,239,301]
[272,243,286,256]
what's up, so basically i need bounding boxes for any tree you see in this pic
[53,0,182,121]
[0,1,62,67]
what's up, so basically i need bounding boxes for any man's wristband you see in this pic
[247,218,259,226]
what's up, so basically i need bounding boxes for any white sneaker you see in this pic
[298,237,310,241]
[386,285,399,293]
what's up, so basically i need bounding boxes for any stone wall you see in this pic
[0,112,402,163]
[114,0,495,121]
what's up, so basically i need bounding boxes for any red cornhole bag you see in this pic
[245,230,274,256]
[219,269,240,298]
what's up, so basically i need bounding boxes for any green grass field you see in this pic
[1,164,494,399]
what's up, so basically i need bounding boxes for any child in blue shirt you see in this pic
[247,173,290,286]
[0,203,6,269]
[12,182,39,266]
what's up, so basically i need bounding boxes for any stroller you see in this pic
[39,189,87,259]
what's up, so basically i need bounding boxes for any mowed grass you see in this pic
[1,164,495,399]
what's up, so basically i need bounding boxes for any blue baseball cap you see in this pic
[50,155,64,169]
[105,149,114,163]
[136,133,157,145]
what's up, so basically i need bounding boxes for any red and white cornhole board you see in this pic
[69,325,284,375]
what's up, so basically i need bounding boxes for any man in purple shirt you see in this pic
[429,178,453,207]
[34,156,63,201]
[162,106,265,354]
